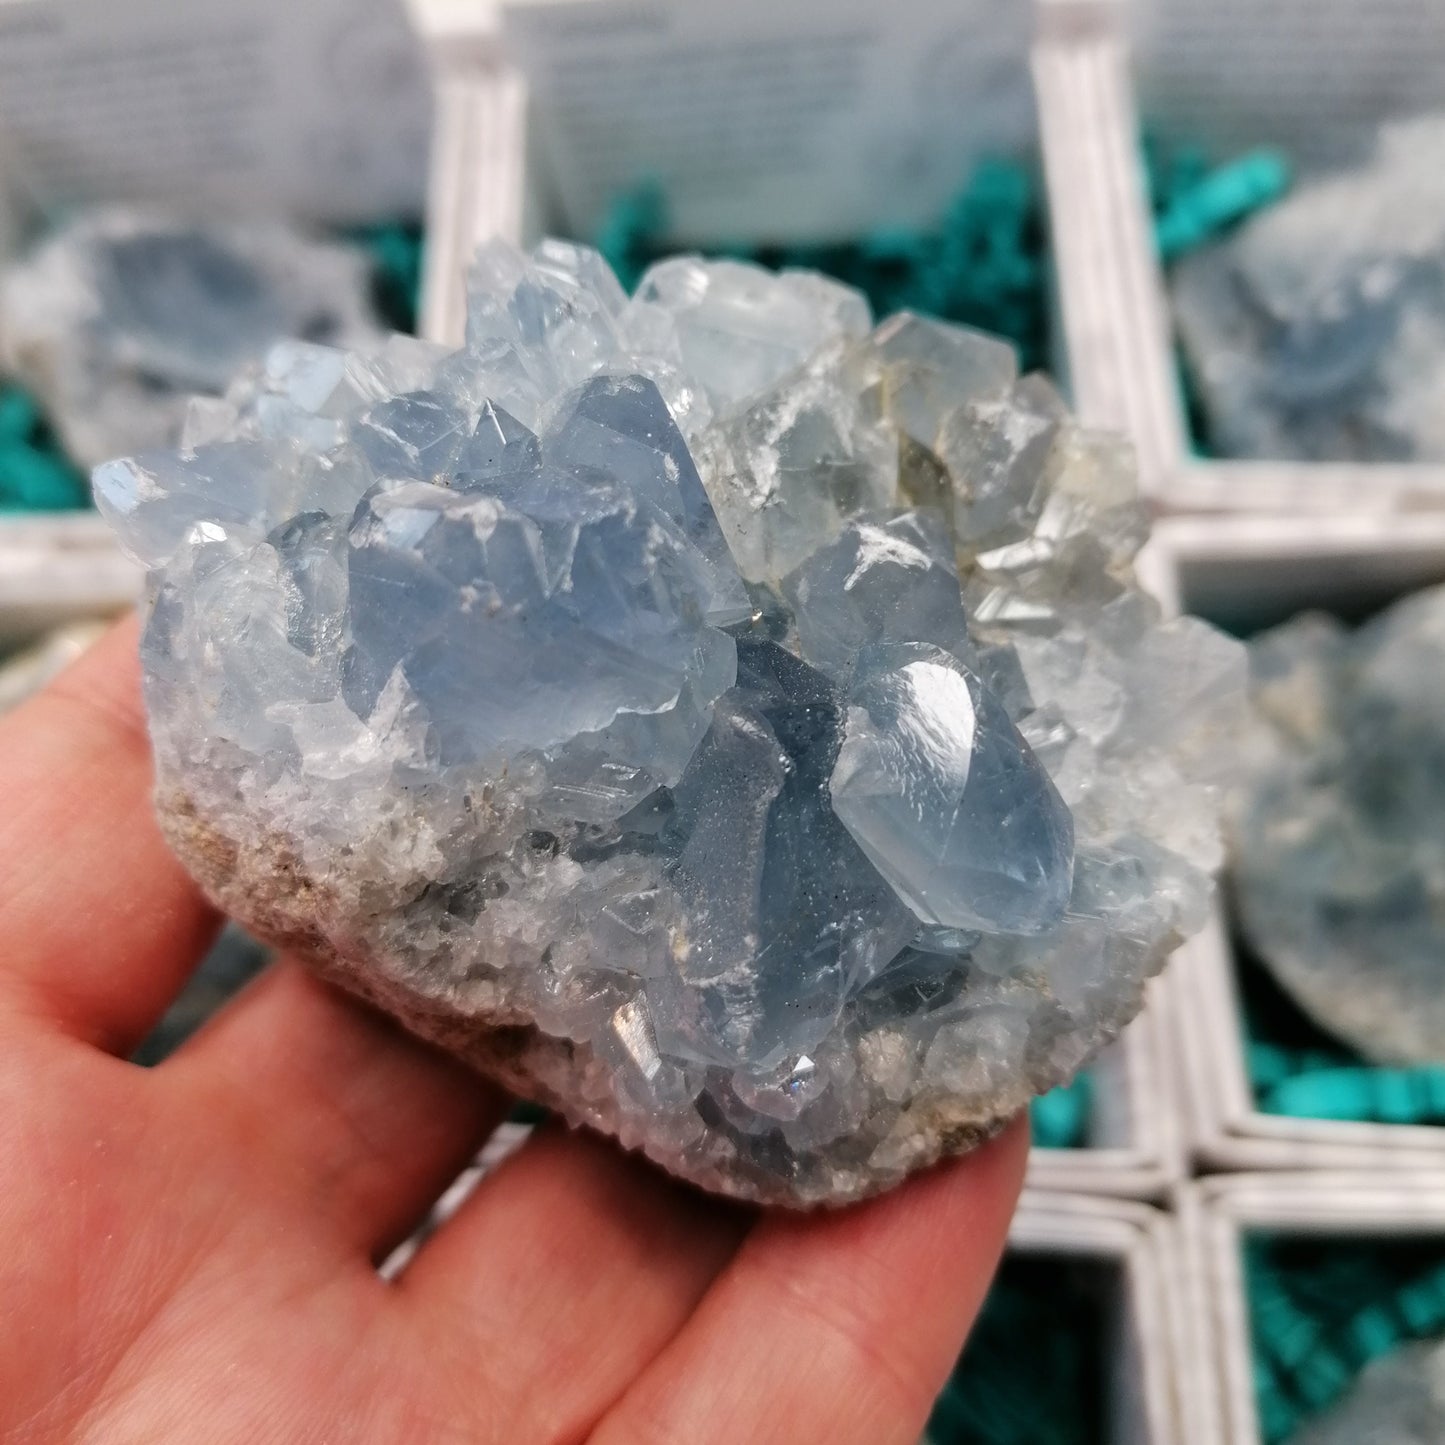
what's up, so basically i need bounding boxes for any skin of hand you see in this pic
[0,616,1028,1445]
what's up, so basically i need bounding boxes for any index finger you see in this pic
[589,1117,1030,1445]
[0,614,219,1053]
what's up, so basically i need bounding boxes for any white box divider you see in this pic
[1177,1171,1445,1445]
[1141,512,1445,1171]
[0,512,137,647]
[1008,1191,1194,1445]
[1033,6,1185,488]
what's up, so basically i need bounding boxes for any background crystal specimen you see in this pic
[1289,1338,1445,1445]
[1233,588,1445,1067]
[1,208,384,468]
[97,237,1242,1206]
[1171,114,1445,462]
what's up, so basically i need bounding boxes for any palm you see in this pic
[0,618,1025,1445]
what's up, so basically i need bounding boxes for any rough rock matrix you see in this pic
[1173,114,1445,462]
[2,208,382,467]
[1234,588,1445,1065]
[96,238,1242,1205]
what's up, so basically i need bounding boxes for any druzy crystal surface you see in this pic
[1,208,382,468]
[1172,115,1445,462]
[98,238,1241,1205]
[1234,587,1445,1065]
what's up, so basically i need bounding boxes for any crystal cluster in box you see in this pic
[1291,1338,1445,1445]
[1234,588,1445,1067]
[1172,114,1445,462]
[1,208,383,469]
[95,238,1243,1205]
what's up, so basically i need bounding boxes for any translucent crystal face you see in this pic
[97,237,1241,1205]
[830,643,1075,935]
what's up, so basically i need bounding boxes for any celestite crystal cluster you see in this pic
[95,238,1242,1205]
[1172,114,1445,462]
[1291,1338,1445,1445]
[1,208,382,468]
[1234,587,1445,1066]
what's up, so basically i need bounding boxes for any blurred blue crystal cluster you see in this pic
[1172,115,1445,462]
[1234,586,1445,1069]
[97,238,1242,1204]
[1,208,385,470]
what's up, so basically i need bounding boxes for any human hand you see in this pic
[0,617,1027,1445]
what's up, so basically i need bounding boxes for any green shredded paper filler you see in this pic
[1236,928,1445,1128]
[1246,1233,1445,1444]
[0,384,88,512]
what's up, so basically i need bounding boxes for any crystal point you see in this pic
[831,645,1075,934]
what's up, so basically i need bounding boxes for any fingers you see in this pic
[590,1118,1030,1445]
[395,1123,752,1444]
[0,615,220,1053]
[163,958,511,1258]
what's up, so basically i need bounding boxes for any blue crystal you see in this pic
[650,639,914,1069]
[546,374,751,625]
[782,510,974,678]
[353,390,473,479]
[345,471,733,776]
[830,642,1075,934]
[453,401,542,488]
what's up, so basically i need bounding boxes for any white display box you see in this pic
[1041,1,1445,512]
[998,1191,1194,1445]
[1178,1171,1445,1445]
[419,18,1186,1200]
[422,3,1082,337]
[1141,512,1445,1171]
[0,511,136,646]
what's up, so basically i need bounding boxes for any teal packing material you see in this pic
[1030,1073,1093,1151]
[1245,1233,1445,1444]
[346,221,425,337]
[0,383,88,512]
[1237,929,1445,1129]
[1152,147,1291,264]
